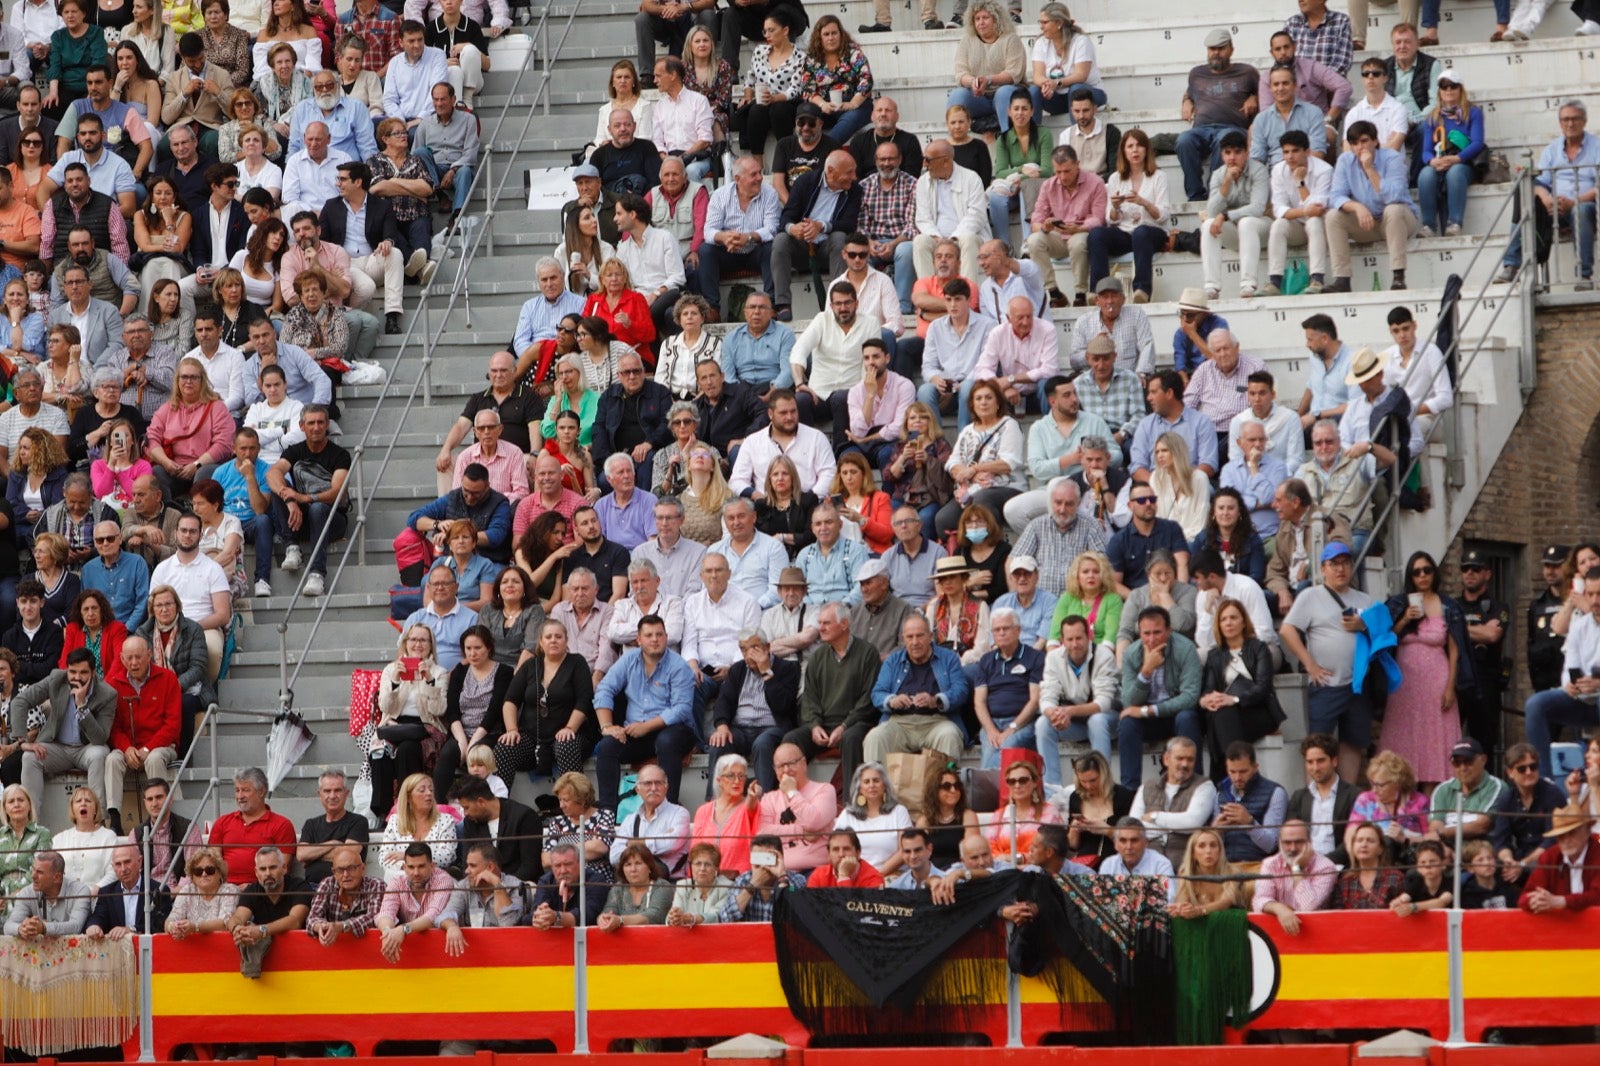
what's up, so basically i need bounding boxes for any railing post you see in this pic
[1447,791,1466,1044]
[137,933,154,1061]
[1520,160,1539,394]
[351,451,367,568]
[574,821,590,1054]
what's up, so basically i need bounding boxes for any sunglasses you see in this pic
[1411,566,1435,576]
[844,250,868,259]
[93,534,119,543]
[670,417,695,425]
[1439,81,1460,90]
[190,866,219,876]
[938,780,962,791]
[1005,775,1035,785]
[1461,564,1487,572]
[1130,495,1157,505]
[1510,762,1538,773]
[1361,70,1385,77]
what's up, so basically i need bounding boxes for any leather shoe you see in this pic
[1047,288,1068,309]
[1322,277,1352,293]
[857,22,890,32]
[385,312,403,334]
[774,305,792,322]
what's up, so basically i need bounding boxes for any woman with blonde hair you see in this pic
[1088,127,1169,303]
[1417,74,1484,238]
[163,846,241,937]
[680,443,732,545]
[882,401,954,543]
[233,124,284,201]
[367,624,449,822]
[379,772,458,870]
[0,783,51,918]
[218,89,281,162]
[542,770,616,884]
[754,454,816,557]
[1169,827,1244,917]
[6,426,69,539]
[583,258,656,364]
[1049,550,1122,648]
[53,786,118,888]
[945,0,1027,135]
[146,357,235,497]
[1151,431,1210,539]
[1347,749,1435,863]
[831,452,892,554]
[984,751,1062,857]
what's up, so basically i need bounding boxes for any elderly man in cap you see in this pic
[563,162,621,245]
[1521,805,1600,912]
[762,566,822,666]
[1171,288,1230,378]
[1176,29,1260,205]
[994,554,1053,650]
[1280,541,1373,783]
[1337,346,1410,501]
[849,557,913,660]
[1428,736,1505,843]
[1066,276,1155,375]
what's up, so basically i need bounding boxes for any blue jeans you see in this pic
[246,512,275,581]
[945,86,1024,134]
[1088,224,1165,297]
[1036,711,1114,787]
[1305,683,1373,751]
[1525,688,1600,777]
[413,146,476,213]
[1115,708,1202,791]
[1423,0,1507,24]
[705,722,788,795]
[980,718,1037,769]
[916,377,978,432]
[988,191,1019,245]
[1502,199,1596,278]
[823,99,872,142]
[880,241,916,313]
[696,241,773,314]
[1417,162,1472,231]
[1176,123,1239,203]
[270,498,349,576]
[1029,83,1107,118]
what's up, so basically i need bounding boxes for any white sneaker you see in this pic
[1579,18,1600,33]
[1239,285,1257,299]
[304,572,325,597]
[254,579,273,597]
[419,259,438,287]
[282,545,303,572]
[405,247,427,277]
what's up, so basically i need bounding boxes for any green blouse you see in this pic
[992,123,1056,183]
[1049,590,1124,646]
[541,388,599,446]
[0,821,53,914]
[602,880,674,924]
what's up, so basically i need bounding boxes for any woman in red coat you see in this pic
[60,589,128,685]
[583,259,657,367]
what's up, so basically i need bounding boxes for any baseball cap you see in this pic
[1320,542,1353,563]
[571,163,600,180]
[1008,554,1039,573]
[857,558,888,582]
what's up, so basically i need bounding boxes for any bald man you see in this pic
[105,636,182,832]
[769,149,861,317]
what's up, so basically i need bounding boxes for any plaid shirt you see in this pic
[1012,514,1108,600]
[1076,367,1146,438]
[857,172,917,244]
[306,876,387,937]
[718,870,807,922]
[1284,11,1354,76]
[1185,353,1265,432]
[340,7,402,72]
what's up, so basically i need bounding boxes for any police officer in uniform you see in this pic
[1527,543,1570,695]
[1458,548,1509,770]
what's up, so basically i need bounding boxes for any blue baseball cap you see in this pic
[1320,542,1353,563]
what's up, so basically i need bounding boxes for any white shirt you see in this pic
[383,47,451,121]
[11,0,61,48]
[914,163,990,240]
[1343,95,1410,148]
[244,397,306,463]
[207,202,232,268]
[1030,32,1101,89]
[791,311,881,396]
[1270,154,1334,219]
[609,800,692,874]
[186,343,248,415]
[829,269,902,336]
[728,423,837,499]
[1382,341,1453,455]
[150,551,231,624]
[1194,573,1278,657]
[341,194,373,257]
[615,225,685,292]
[281,148,353,212]
[1306,778,1342,858]
[1098,848,1177,902]
[681,585,761,669]
[1228,403,1305,471]
[1563,608,1600,677]
[651,86,714,153]
[606,592,685,648]
[1128,777,1218,849]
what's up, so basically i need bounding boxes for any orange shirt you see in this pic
[0,194,41,269]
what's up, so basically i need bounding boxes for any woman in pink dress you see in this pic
[1382,551,1464,787]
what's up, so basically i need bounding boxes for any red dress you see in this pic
[583,290,656,365]
[542,438,594,497]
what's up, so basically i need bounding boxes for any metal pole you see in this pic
[1447,790,1466,1044]
[351,452,367,567]
[1005,802,1021,1048]
[574,823,590,1054]
[137,933,154,1061]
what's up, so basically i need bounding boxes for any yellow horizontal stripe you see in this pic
[587,962,788,1010]
[1277,952,1448,1001]
[152,966,574,1017]
[1019,974,1106,1005]
[1464,950,1600,999]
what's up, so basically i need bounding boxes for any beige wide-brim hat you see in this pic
[1345,346,1389,386]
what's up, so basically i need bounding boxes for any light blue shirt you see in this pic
[512,291,586,353]
[720,322,795,389]
[1329,146,1416,216]
[402,600,475,669]
[805,185,842,244]
[922,311,996,382]
[287,97,379,162]
[383,46,450,121]
[981,260,1048,321]
[709,531,788,609]
[1219,454,1290,536]
[887,864,947,890]
[993,591,1052,648]
[593,647,696,729]
[1305,342,1353,416]
[595,488,658,551]
[1249,100,1329,167]
[81,550,150,632]
[242,342,332,406]
[796,537,870,607]
[703,182,782,245]
[1098,849,1178,902]
[1534,131,1600,202]
[48,148,136,199]
[1130,406,1219,473]
[213,457,272,523]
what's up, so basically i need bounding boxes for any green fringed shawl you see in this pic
[1171,907,1253,1045]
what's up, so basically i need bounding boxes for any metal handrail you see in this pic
[271,3,583,710]
[1346,162,1542,577]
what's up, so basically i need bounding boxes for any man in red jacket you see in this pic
[104,635,182,834]
[805,829,885,888]
[1521,804,1600,913]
